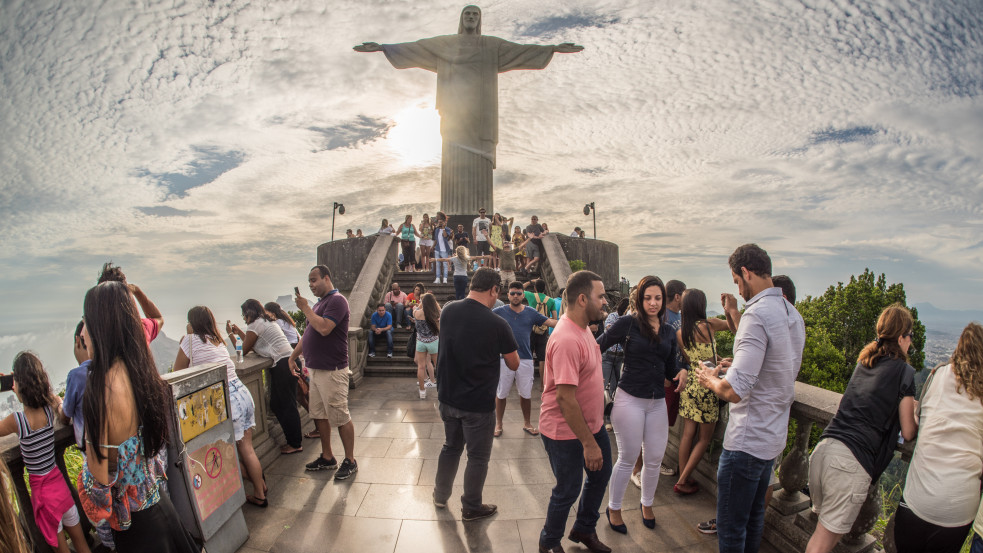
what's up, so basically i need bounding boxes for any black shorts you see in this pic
[531,330,549,363]
[477,241,491,255]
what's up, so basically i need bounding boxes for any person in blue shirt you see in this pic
[492,281,556,436]
[60,321,90,448]
[368,304,394,358]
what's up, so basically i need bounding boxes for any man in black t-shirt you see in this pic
[434,268,519,521]
[454,224,471,249]
[523,215,547,272]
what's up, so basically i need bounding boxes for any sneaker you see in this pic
[368,352,375,358]
[419,389,427,399]
[387,352,393,358]
[425,379,436,388]
[433,492,447,509]
[334,458,358,480]
[630,471,642,489]
[442,278,448,284]
[660,463,676,476]
[697,518,717,535]
[305,455,338,471]
[462,503,497,521]
[434,278,441,284]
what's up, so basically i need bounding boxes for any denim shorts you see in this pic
[229,378,256,441]
[416,338,439,355]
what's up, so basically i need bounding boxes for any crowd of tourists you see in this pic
[3,243,983,553]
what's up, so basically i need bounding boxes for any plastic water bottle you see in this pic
[235,336,243,363]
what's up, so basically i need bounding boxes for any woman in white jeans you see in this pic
[597,275,687,532]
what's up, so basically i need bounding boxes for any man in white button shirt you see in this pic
[697,244,805,553]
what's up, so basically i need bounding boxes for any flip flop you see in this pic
[522,426,540,436]
[246,494,268,508]
[493,428,503,438]
[280,446,303,455]
[304,430,321,439]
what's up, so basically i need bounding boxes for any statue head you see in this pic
[458,5,481,35]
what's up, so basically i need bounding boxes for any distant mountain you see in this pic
[274,295,298,313]
[150,330,181,374]
[911,303,983,336]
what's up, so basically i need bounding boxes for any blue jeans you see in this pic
[367,328,393,354]
[971,533,983,553]
[716,448,774,553]
[435,249,451,279]
[453,275,469,300]
[540,427,613,549]
[434,403,496,512]
[385,302,404,326]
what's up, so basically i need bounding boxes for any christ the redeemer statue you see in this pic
[355,5,583,216]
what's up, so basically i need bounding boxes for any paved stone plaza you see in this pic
[233,375,760,553]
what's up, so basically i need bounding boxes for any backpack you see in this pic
[532,293,551,335]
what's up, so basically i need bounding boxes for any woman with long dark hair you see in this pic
[265,302,300,346]
[228,299,302,454]
[674,289,732,495]
[397,214,421,272]
[597,276,687,532]
[412,293,441,399]
[0,352,90,553]
[76,281,198,553]
[892,321,983,553]
[173,306,267,507]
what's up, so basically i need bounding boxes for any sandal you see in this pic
[280,445,303,454]
[673,482,699,495]
[246,494,268,508]
[522,426,539,436]
[304,430,321,439]
[493,427,503,438]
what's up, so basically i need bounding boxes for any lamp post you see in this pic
[583,202,596,239]
[331,202,346,241]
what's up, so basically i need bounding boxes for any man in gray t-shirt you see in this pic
[697,244,805,553]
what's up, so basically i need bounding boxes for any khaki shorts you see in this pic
[808,438,872,534]
[309,367,352,426]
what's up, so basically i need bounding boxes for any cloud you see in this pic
[138,146,246,198]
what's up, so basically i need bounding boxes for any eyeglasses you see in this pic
[508,291,523,296]
[902,332,912,338]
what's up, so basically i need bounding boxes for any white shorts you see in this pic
[497,358,535,399]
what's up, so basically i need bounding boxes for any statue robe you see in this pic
[382,35,554,214]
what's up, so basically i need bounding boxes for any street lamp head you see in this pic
[583,203,592,216]
[338,204,346,215]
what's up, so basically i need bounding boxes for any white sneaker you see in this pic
[419,389,427,399]
[442,278,447,284]
[368,352,375,358]
[434,278,440,284]
[630,472,642,489]
[660,463,676,476]
[425,379,436,388]
[387,352,393,358]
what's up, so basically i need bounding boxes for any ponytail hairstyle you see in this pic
[630,275,667,341]
[857,304,913,368]
[11,351,57,410]
[455,245,470,264]
[187,306,225,347]
[264,302,296,328]
[82,281,171,462]
[422,293,441,334]
[951,322,983,405]
[680,289,709,350]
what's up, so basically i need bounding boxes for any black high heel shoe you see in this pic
[606,507,627,534]
[640,503,655,529]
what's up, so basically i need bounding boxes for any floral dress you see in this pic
[489,223,504,251]
[679,341,720,423]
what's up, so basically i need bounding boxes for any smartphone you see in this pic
[294,286,300,295]
[702,360,716,369]
[0,374,13,393]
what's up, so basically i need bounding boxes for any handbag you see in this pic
[405,327,417,359]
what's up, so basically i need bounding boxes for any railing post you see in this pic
[773,417,813,514]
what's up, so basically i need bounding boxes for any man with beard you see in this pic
[538,271,612,553]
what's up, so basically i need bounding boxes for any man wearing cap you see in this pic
[473,208,492,266]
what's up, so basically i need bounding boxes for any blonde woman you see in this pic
[893,322,983,553]
[435,246,491,300]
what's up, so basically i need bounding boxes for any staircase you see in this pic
[363,267,543,376]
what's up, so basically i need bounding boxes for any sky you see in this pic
[1,0,982,385]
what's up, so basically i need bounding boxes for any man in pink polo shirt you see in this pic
[538,270,612,553]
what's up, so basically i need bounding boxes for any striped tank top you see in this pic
[15,405,56,475]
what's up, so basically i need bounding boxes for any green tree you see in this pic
[289,310,307,336]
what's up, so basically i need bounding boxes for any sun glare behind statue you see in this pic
[388,104,442,167]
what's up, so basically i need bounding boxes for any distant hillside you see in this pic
[150,330,181,374]
[912,303,983,336]
[274,295,298,313]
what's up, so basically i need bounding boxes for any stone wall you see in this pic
[316,235,384,293]
[554,235,620,290]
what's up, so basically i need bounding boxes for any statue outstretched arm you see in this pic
[353,42,383,52]
[553,43,584,53]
